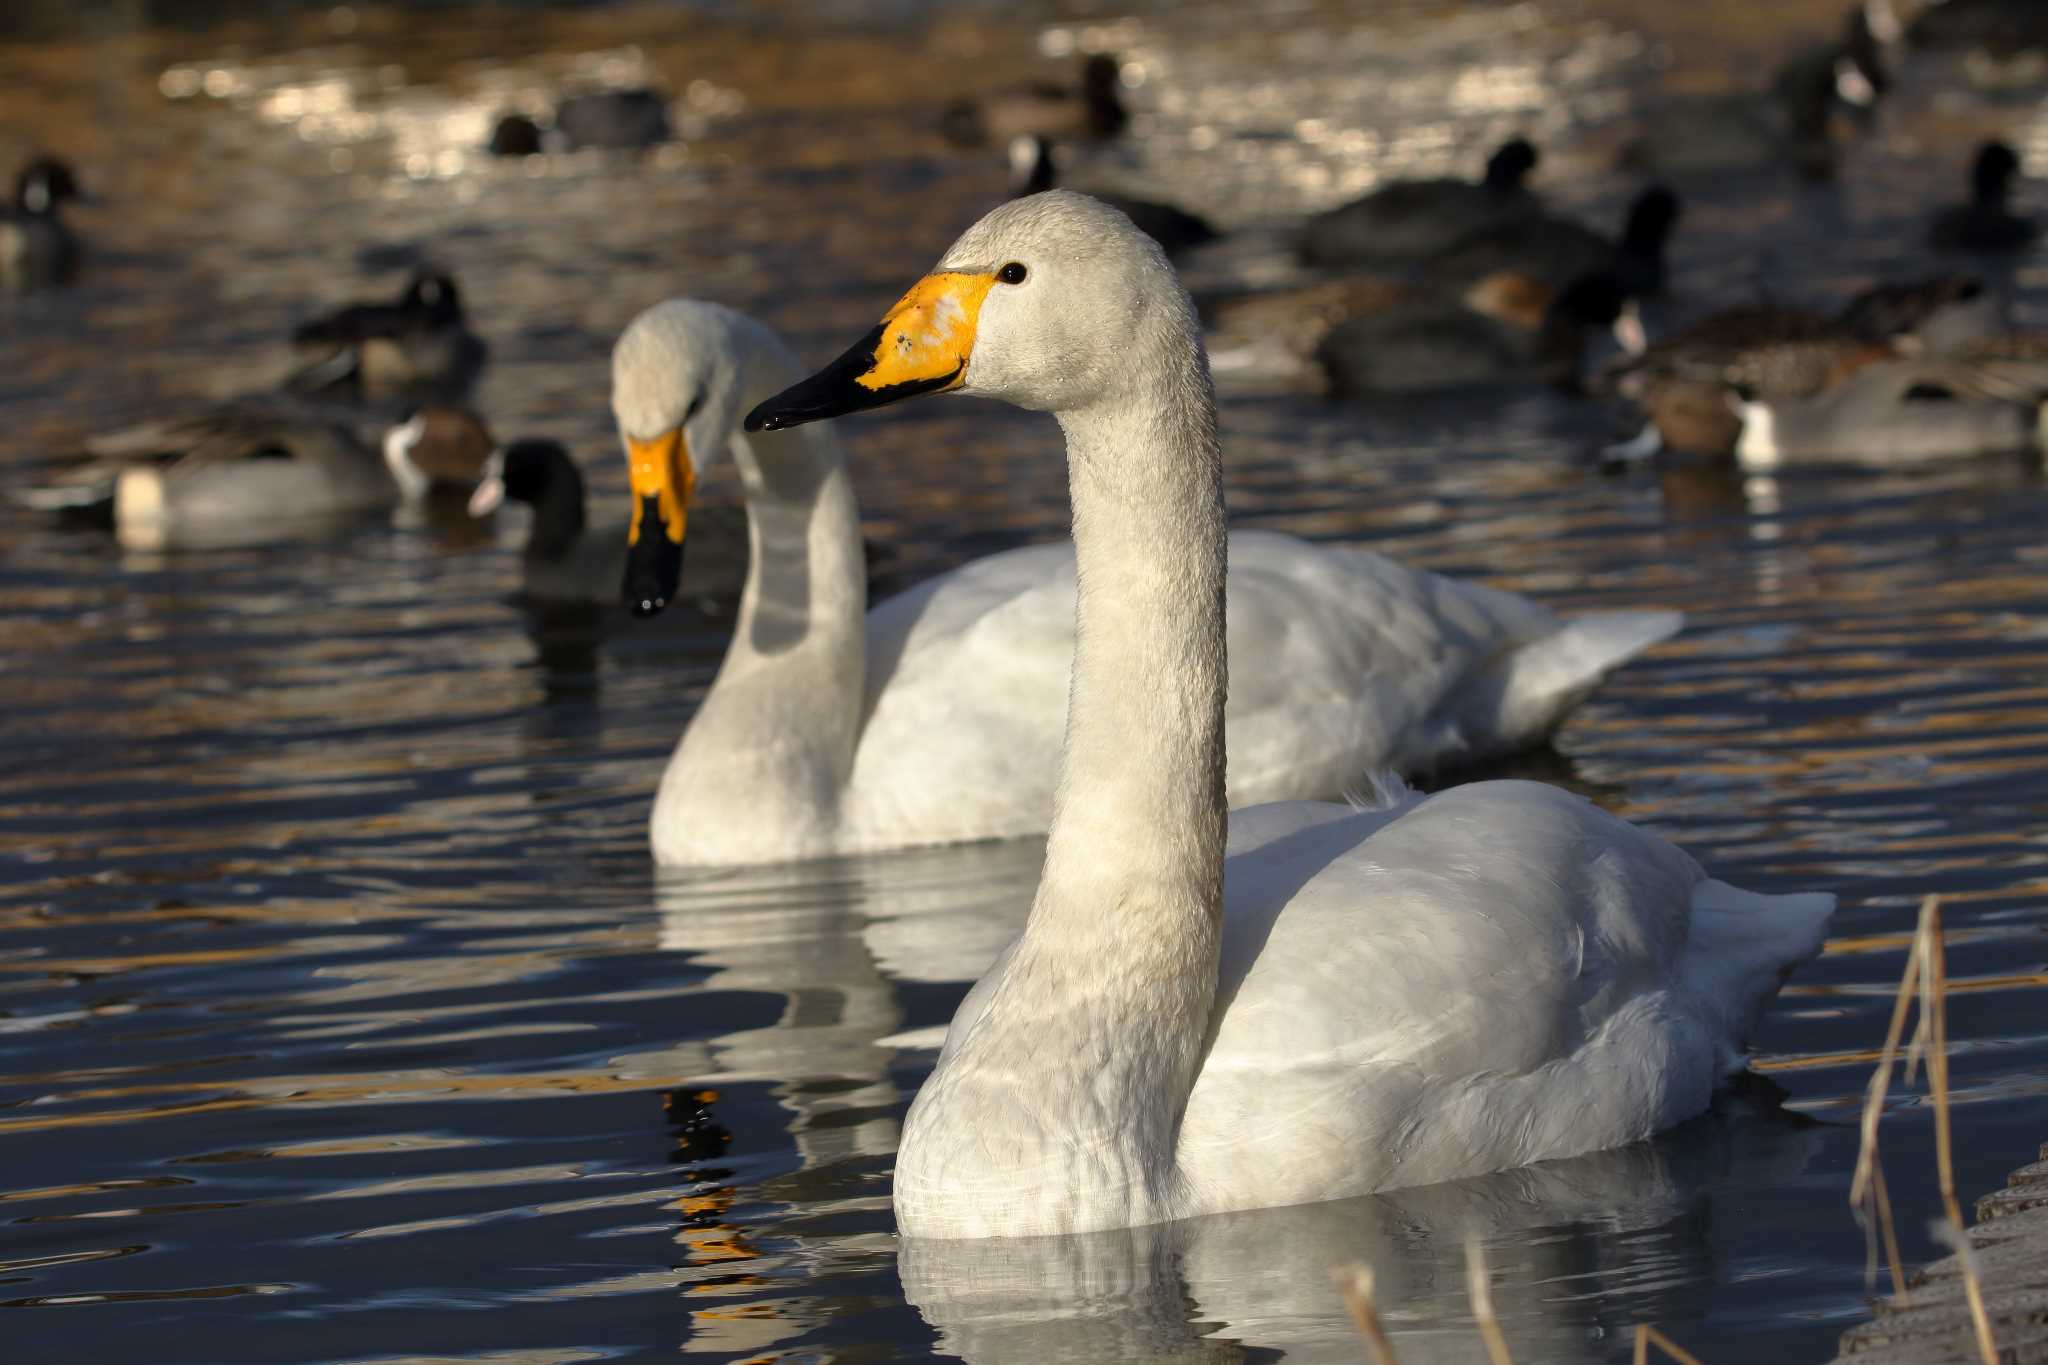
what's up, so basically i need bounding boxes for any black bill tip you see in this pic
[743,322,960,433]
[623,494,685,618]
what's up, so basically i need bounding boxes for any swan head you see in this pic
[612,299,760,616]
[745,190,1191,431]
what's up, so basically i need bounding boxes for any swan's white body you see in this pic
[739,192,1833,1240]
[613,304,1679,868]
[906,784,1831,1236]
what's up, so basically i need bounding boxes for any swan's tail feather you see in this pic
[1452,609,1684,760]
[1685,879,1836,1056]
[1522,609,1685,710]
[1340,769,1417,813]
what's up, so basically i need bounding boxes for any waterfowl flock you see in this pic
[7,0,2046,1259]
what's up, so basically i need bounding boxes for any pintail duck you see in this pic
[941,53,1127,148]
[1423,184,1681,299]
[488,87,672,155]
[1317,271,1641,397]
[18,401,492,550]
[1621,40,1879,181]
[1009,136,1217,259]
[1604,275,2009,459]
[286,269,488,406]
[1733,360,2043,468]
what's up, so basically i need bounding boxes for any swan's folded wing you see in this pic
[1181,781,1717,1205]
[1218,531,1563,796]
[848,542,1081,841]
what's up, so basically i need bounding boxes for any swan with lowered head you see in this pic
[613,299,1681,867]
[743,192,1835,1239]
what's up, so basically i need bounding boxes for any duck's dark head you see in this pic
[1622,185,1683,252]
[1838,2,1893,108]
[1971,141,2021,204]
[1542,271,1644,381]
[488,113,545,157]
[1483,137,1540,191]
[1009,135,1057,197]
[401,270,464,325]
[1080,54,1128,137]
[470,439,580,514]
[1549,271,1630,329]
[468,439,585,559]
[16,157,86,214]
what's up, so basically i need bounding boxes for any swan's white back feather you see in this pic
[840,529,1676,852]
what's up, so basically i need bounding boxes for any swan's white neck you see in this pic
[896,304,1229,1238]
[651,348,868,866]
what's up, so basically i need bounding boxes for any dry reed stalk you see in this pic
[1332,1264,1399,1365]
[1631,1323,1707,1365]
[1848,905,1925,1303]
[1463,1236,1515,1365]
[1869,1160,1908,1301]
[1916,899,1998,1365]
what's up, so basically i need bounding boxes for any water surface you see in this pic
[3,2,2046,1361]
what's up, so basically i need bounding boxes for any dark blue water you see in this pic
[4,1,2047,1360]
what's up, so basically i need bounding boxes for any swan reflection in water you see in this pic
[903,1097,1822,1364]
[639,838,1822,1361]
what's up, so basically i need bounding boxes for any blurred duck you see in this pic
[1621,41,1878,181]
[1909,0,2048,50]
[488,88,671,156]
[466,437,748,607]
[1602,275,2003,459]
[1772,0,1902,125]
[1317,271,1641,397]
[941,53,1127,148]
[1834,273,2005,353]
[613,293,1677,866]
[1,157,88,291]
[1928,141,2037,253]
[1297,137,1541,268]
[1204,267,1576,381]
[1009,136,1217,258]
[1423,184,1682,299]
[1732,362,2042,468]
[286,268,488,406]
[18,402,492,549]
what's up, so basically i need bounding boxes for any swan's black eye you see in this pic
[997,262,1028,285]
[685,392,705,420]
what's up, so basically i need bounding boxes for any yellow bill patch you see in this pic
[626,428,695,547]
[859,271,998,393]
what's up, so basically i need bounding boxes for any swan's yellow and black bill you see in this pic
[744,271,999,432]
[622,427,696,618]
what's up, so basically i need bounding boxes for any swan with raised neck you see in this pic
[743,191,1834,1239]
[614,285,1681,867]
